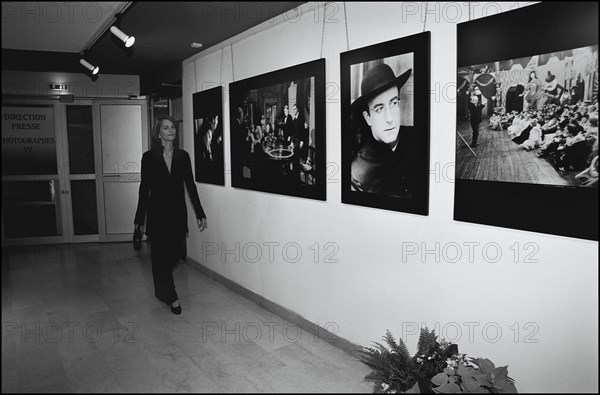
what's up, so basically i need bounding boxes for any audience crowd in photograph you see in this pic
[491,99,598,186]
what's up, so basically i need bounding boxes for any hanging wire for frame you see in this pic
[423,2,428,32]
[343,2,350,51]
[320,2,327,58]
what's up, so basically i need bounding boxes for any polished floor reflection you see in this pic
[2,242,371,393]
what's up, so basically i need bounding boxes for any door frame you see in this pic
[94,99,149,243]
[2,98,68,246]
[60,99,101,244]
[1,97,149,246]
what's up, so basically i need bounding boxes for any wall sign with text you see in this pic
[2,106,57,175]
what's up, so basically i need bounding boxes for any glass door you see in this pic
[2,98,148,246]
[94,100,148,242]
[62,102,100,243]
[1,100,67,245]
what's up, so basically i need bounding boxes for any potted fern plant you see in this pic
[356,328,517,393]
[355,329,419,393]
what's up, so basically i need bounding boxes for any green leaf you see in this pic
[383,329,411,360]
[469,388,492,393]
[434,383,461,393]
[493,366,509,381]
[417,327,439,357]
[432,373,450,386]
[494,379,518,393]
[457,365,474,380]
[472,373,493,387]
[405,382,421,393]
[444,367,456,376]
[462,377,481,392]
[475,359,496,375]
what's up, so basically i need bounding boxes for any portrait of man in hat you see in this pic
[350,58,416,197]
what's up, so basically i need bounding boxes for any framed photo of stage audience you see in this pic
[340,32,430,215]
[193,87,224,185]
[455,1,598,241]
[228,59,325,200]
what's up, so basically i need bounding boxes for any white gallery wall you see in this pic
[182,2,598,392]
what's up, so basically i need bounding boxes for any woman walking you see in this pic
[135,115,207,314]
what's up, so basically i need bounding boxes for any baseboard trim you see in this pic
[184,257,364,359]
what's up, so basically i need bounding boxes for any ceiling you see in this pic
[2,2,127,52]
[2,1,305,95]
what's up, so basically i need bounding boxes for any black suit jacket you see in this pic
[468,102,484,124]
[291,115,305,140]
[134,147,206,237]
[281,114,293,140]
[350,126,417,197]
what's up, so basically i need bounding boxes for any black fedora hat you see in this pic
[352,63,412,112]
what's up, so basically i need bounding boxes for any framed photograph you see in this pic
[455,2,598,240]
[193,86,224,185]
[228,58,325,200]
[340,32,430,215]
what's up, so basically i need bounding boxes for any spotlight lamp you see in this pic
[110,26,135,47]
[80,58,99,75]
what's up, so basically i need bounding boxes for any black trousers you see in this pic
[470,121,480,145]
[150,232,184,305]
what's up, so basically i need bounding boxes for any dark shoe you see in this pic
[171,303,182,315]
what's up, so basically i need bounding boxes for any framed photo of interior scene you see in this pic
[228,58,326,200]
[455,1,598,240]
[193,86,224,185]
[341,32,430,215]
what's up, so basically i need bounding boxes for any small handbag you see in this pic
[133,227,142,251]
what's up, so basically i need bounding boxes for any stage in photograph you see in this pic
[456,44,598,188]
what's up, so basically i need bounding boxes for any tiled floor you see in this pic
[1,242,372,393]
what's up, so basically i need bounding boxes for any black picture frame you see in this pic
[455,2,598,241]
[228,58,326,200]
[340,32,430,215]
[193,86,225,185]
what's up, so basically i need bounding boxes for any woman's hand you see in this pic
[198,218,208,232]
